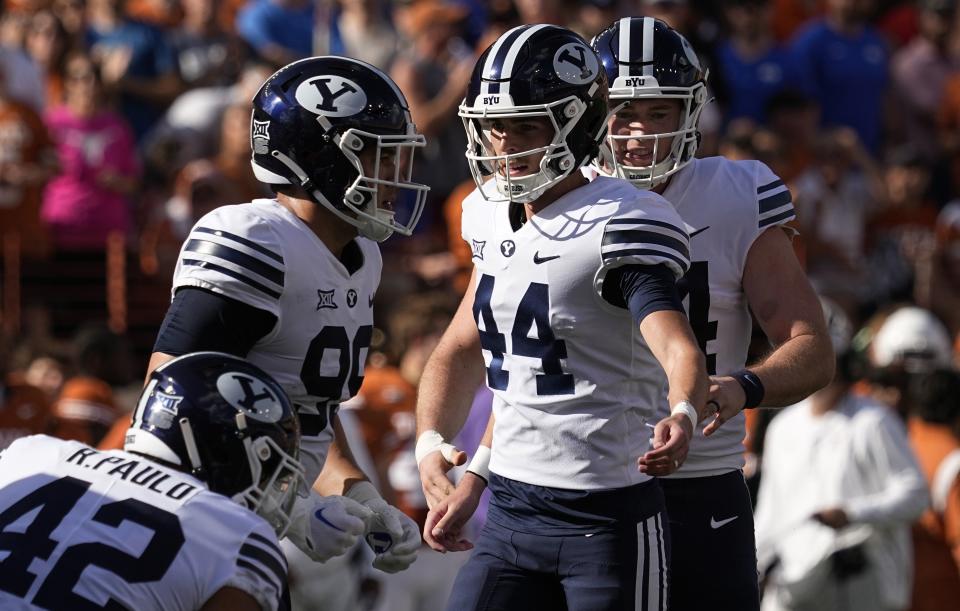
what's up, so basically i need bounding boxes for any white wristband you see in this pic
[671,400,698,431]
[466,445,491,482]
[345,480,382,505]
[415,430,460,466]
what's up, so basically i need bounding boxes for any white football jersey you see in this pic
[658,157,796,477]
[0,435,286,611]
[171,199,381,483]
[462,177,690,490]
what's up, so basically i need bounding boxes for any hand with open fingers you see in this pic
[361,497,422,573]
[418,449,466,509]
[702,376,746,437]
[638,413,692,476]
[285,493,372,563]
[423,474,486,553]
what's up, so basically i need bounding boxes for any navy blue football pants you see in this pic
[659,470,760,611]
[446,482,671,611]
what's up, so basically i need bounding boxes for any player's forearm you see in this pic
[662,345,709,420]
[416,335,485,440]
[746,331,834,407]
[640,310,709,419]
[313,416,369,496]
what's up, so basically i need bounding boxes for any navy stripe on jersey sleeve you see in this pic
[602,228,690,261]
[756,179,796,229]
[180,224,285,301]
[601,218,689,267]
[195,226,284,264]
[238,535,287,593]
[757,178,784,194]
[185,239,284,286]
[182,259,281,299]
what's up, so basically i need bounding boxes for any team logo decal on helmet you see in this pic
[216,372,284,423]
[553,43,600,85]
[146,391,183,429]
[294,76,368,117]
[251,120,270,154]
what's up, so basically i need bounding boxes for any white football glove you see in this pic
[346,481,421,573]
[285,491,372,563]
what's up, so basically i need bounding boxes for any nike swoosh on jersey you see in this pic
[710,515,738,529]
[533,252,561,264]
[314,507,347,532]
[689,226,710,239]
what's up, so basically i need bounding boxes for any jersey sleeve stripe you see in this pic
[607,217,686,235]
[602,230,690,261]
[183,259,282,299]
[757,178,784,194]
[249,532,288,571]
[601,248,688,269]
[237,558,283,594]
[758,209,796,229]
[185,239,285,286]
[239,543,287,589]
[758,190,792,214]
[195,227,284,264]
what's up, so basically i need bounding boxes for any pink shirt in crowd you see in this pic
[41,106,139,250]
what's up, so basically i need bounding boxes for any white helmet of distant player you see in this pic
[871,307,953,373]
[591,17,709,189]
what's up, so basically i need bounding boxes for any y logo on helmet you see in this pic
[295,76,368,117]
[217,373,283,423]
[553,43,599,85]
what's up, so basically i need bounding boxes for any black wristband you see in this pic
[732,369,765,409]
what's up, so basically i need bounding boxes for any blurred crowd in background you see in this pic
[0,0,959,609]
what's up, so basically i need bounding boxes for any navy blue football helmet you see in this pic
[250,56,429,242]
[591,17,708,188]
[125,352,304,536]
[460,25,609,203]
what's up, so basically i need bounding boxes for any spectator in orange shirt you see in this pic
[906,368,960,611]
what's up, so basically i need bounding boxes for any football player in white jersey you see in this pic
[0,352,304,611]
[414,25,711,610]
[146,57,425,574]
[588,17,835,611]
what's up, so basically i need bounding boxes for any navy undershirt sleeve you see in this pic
[601,264,684,325]
[152,287,278,357]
